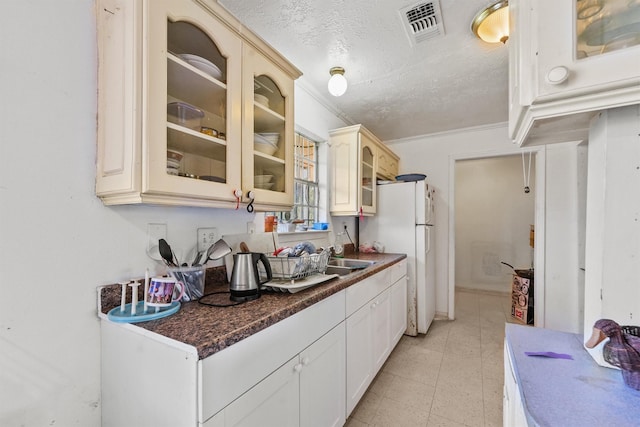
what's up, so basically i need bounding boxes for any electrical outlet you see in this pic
[147,223,167,251]
[197,227,218,252]
[247,221,255,234]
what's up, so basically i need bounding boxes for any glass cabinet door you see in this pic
[242,45,295,209]
[532,0,640,100]
[576,0,640,58]
[145,0,242,202]
[359,137,376,215]
[253,75,286,193]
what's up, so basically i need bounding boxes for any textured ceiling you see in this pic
[218,0,509,141]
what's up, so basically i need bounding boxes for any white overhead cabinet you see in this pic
[329,124,399,216]
[96,0,300,210]
[509,0,640,146]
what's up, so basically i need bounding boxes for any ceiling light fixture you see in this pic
[328,67,347,97]
[471,0,509,44]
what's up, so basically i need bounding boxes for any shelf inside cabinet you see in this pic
[254,103,284,132]
[254,151,285,167]
[167,54,226,116]
[167,123,227,160]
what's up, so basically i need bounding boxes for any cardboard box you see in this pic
[511,272,534,324]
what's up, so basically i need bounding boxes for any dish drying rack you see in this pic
[260,248,331,282]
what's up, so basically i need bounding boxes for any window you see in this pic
[273,133,319,227]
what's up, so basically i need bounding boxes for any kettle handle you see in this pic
[256,252,272,285]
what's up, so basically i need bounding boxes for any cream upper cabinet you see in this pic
[241,45,295,210]
[96,0,300,209]
[377,144,399,181]
[329,124,398,216]
[509,0,640,146]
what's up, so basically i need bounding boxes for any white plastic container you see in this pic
[167,102,204,130]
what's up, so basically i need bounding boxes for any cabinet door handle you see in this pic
[546,66,569,85]
[293,363,303,373]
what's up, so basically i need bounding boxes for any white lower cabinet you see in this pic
[299,324,346,427]
[390,276,408,347]
[346,298,374,413]
[345,262,407,416]
[503,342,528,427]
[211,356,300,427]
[211,324,345,427]
[346,288,390,415]
[371,289,391,373]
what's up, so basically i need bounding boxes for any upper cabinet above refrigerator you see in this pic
[509,0,640,146]
[95,0,301,210]
[328,124,400,217]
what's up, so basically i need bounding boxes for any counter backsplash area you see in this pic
[97,266,227,315]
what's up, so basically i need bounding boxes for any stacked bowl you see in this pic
[254,132,280,156]
[254,174,274,190]
[167,149,183,175]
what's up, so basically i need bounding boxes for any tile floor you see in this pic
[345,289,517,427]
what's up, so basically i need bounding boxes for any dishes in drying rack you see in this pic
[177,54,222,80]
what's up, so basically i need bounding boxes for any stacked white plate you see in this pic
[177,54,222,80]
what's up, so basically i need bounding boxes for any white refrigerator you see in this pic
[360,180,435,336]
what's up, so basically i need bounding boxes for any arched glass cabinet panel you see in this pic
[242,45,295,208]
[166,21,229,183]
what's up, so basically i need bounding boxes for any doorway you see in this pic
[455,155,535,293]
[447,148,546,323]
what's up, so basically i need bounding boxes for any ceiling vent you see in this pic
[399,1,445,46]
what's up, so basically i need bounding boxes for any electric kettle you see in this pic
[229,252,272,302]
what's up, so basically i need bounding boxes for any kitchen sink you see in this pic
[327,258,376,268]
[324,258,376,276]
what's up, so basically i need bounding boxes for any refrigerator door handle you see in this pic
[425,226,431,255]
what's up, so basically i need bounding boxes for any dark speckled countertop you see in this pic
[98,252,405,359]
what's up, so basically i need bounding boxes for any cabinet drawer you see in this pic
[346,268,390,317]
[388,259,407,284]
[199,290,345,422]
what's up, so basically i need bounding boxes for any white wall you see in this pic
[389,125,584,332]
[0,3,346,426]
[455,156,535,293]
[583,106,640,365]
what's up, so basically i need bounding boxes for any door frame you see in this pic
[447,146,546,326]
